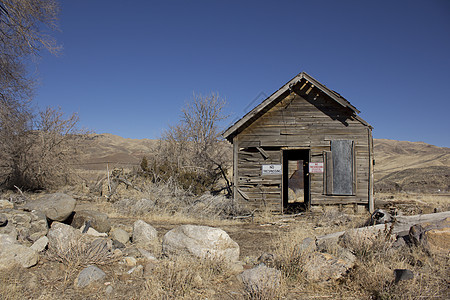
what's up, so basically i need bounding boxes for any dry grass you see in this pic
[140,255,234,299]
[376,192,450,214]
[343,245,449,299]
[268,210,449,299]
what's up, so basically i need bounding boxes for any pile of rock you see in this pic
[298,209,450,283]
[0,193,247,290]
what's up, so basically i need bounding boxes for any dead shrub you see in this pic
[338,224,396,260]
[47,236,120,268]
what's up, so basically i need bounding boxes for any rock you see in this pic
[71,210,111,233]
[0,234,39,269]
[24,193,76,222]
[408,224,427,247]
[105,285,113,294]
[338,228,378,253]
[296,237,317,254]
[30,236,48,252]
[0,209,48,243]
[47,222,81,253]
[0,200,14,209]
[368,209,393,225]
[229,261,245,274]
[394,269,414,283]
[392,236,407,248]
[138,248,157,261]
[127,264,144,277]
[132,220,157,245]
[302,252,355,282]
[239,264,281,297]
[110,228,130,244]
[112,239,125,249]
[162,225,240,262]
[75,265,106,288]
[123,256,137,267]
[257,253,277,267]
[193,274,203,286]
[122,247,141,258]
[80,225,108,237]
[424,227,450,253]
[0,213,7,226]
[0,233,16,244]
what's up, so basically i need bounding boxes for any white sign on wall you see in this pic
[309,162,324,173]
[262,164,282,175]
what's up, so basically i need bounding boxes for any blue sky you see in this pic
[34,0,450,147]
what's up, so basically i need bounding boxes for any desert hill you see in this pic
[78,134,450,193]
[77,133,158,171]
[373,139,450,193]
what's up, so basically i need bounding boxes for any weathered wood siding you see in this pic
[234,85,371,212]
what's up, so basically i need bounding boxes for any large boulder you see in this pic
[75,265,106,288]
[0,209,48,243]
[302,251,355,282]
[0,234,38,269]
[425,227,450,253]
[110,228,130,245]
[368,209,393,225]
[30,236,49,252]
[132,220,157,245]
[47,222,82,253]
[239,264,281,297]
[24,193,76,222]
[71,210,111,233]
[162,225,240,262]
[422,216,450,254]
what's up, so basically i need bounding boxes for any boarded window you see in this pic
[324,140,354,195]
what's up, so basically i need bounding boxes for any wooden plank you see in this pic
[233,135,239,203]
[237,188,250,201]
[256,146,269,159]
[324,151,333,195]
[368,127,374,212]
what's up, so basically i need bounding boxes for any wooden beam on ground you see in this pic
[316,211,450,245]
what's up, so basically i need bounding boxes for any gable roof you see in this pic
[223,72,371,141]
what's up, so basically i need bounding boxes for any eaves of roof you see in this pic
[222,72,371,141]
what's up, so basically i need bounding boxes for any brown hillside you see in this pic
[76,134,450,193]
[373,139,450,193]
[76,133,158,171]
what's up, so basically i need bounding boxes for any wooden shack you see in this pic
[223,72,374,213]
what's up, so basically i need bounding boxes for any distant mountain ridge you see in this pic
[78,134,450,193]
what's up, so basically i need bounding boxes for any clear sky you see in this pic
[34,0,450,147]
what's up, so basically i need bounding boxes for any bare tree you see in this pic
[0,1,85,190]
[0,106,84,190]
[153,93,232,195]
[0,0,60,106]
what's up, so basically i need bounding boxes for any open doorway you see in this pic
[282,150,310,212]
